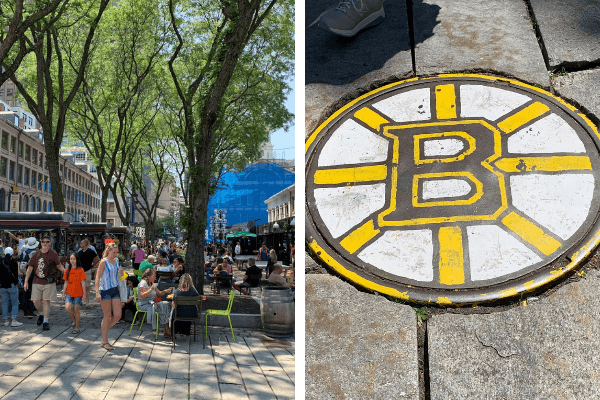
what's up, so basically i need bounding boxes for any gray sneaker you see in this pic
[318,0,385,37]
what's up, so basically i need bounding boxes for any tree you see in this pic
[66,0,167,221]
[10,0,110,212]
[166,0,294,290]
[0,0,70,87]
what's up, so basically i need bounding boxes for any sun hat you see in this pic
[4,247,14,256]
[22,237,39,250]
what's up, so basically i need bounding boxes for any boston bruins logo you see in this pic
[306,74,600,305]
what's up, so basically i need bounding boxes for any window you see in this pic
[6,89,12,96]
[74,152,86,161]
[9,161,14,179]
[18,141,23,157]
[32,149,37,164]
[10,136,16,153]
[38,153,42,167]
[31,171,36,188]
[25,145,30,161]
[1,131,7,149]
[0,157,6,177]
[44,176,47,191]
[108,203,115,212]
[68,169,71,180]
[38,174,42,189]
[24,168,29,184]
[17,165,22,183]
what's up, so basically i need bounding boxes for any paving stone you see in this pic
[163,377,189,399]
[263,368,295,400]
[166,354,189,380]
[428,269,600,399]
[214,353,244,385]
[36,376,86,400]
[530,0,600,68]
[306,275,419,400]
[229,338,260,367]
[190,374,220,400]
[0,375,26,398]
[220,382,248,400]
[244,337,281,370]
[413,0,549,87]
[552,68,600,121]
[268,348,295,384]
[241,366,276,400]
[73,378,113,399]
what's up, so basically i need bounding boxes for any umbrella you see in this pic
[226,231,257,238]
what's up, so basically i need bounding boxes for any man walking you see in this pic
[20,237,40,317]
[23,236,64,331]
[78,239,100,309]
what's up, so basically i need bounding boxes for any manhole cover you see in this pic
[306,74,600,305]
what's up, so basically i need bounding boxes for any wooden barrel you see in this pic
[261,287,295,337]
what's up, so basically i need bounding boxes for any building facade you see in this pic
[0,105,101,222]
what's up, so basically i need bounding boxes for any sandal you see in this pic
[72,329,80,334]
[100,342,114,351]
[69,324,75,330]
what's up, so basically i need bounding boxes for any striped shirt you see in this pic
[99,257,119,291]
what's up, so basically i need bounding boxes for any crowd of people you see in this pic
[0,233,294,350]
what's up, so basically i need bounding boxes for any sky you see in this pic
[269,77,295,160]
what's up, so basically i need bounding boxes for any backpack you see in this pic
[19,248,36,275]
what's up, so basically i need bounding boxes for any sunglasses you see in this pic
[42,241,51,243]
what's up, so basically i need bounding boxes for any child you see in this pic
[62,252,87,334]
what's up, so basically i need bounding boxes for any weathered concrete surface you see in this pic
[530,0,600,68]
[413,0,550,87]
[305,275,419,400]
[429,269,600,400]
[553,68,600,122]
[305,0,413,135]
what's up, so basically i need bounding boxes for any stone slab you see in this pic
[530,0,600,68]
[305,275,419,400]
[305,0,413,136]
[553,68,600,122]
[413,0,550,87]
[428,269,600,399]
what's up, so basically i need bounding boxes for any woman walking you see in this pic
[62,252,87,334]
[0,248,23,327]
[138,268,174,337]
[266,249,277,279]
[95,242,123,351]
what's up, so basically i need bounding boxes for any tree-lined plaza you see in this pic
[0,0,295,289]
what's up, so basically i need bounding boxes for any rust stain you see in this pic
[307,363,346,400]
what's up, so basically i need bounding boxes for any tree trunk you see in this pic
[44,133,65,212]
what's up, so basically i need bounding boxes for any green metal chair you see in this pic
[205,290,235,341]
[128,287,159,340]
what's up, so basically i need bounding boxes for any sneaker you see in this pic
[42,322,50,331]
[37,315,44,326]
[11,321,23,327]
[3,320,9,326]
[318,0,385,37]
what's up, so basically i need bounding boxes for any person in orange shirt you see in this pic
[62,252,87,334]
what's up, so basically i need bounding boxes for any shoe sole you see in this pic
[319,6,385,37]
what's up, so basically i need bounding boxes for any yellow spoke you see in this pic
[494,156,591,173]
[435,84,457,119]
[354,107,389,132]
[314,165,388,185]
[438,226,465,285]
[340,220,380,254]
[497,102,549,133]
[501,212,561,256]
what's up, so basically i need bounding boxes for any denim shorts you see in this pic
[99,286,120,300]
[65,295,82,305]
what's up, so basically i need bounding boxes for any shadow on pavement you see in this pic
[306,0,440,86]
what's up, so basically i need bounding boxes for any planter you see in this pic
[260,287,295,337]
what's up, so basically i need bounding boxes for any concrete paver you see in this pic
[305,275,419,400]
[414,0,549,87]
[530,0,600,68]
[553,68,600,121]
[0,275,294,400]
[428,269,600,399]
